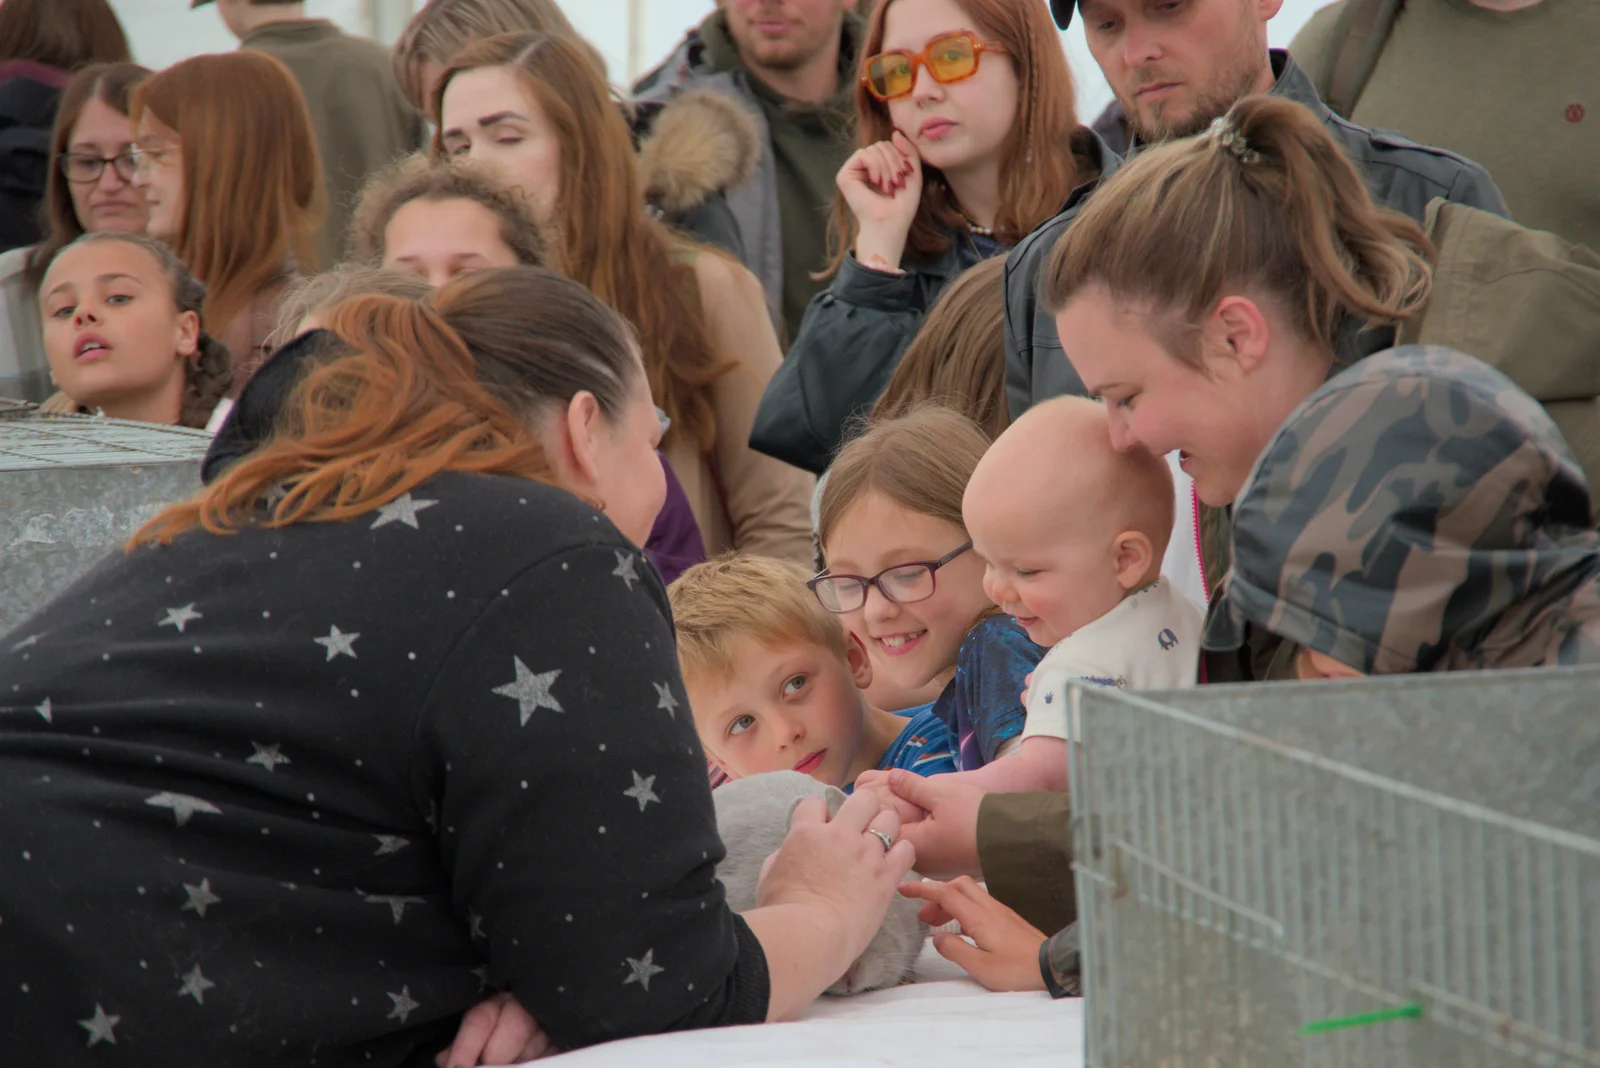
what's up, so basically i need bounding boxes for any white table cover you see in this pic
[536,944,1084,1067]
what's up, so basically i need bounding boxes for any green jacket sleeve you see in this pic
[975,790,1076,935]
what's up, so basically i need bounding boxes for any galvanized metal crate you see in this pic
[0,414,210,632]
[1068,670,1600,1068]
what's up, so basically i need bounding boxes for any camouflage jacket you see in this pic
[1205,346,1600,674]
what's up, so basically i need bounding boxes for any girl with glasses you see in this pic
[816,404,1047,773]
[0,62,149,405]
[753,0,1099,475]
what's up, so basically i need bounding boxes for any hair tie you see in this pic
[1208,116,1260,165]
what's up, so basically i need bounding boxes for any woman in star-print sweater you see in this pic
[0,267,913,1065]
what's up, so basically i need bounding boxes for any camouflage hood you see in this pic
[1205,346,1600,673]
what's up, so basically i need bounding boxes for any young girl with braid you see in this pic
[37,231,232,428]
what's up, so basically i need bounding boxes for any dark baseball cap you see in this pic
[1051,0,1075,29]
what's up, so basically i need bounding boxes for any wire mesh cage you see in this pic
[0,413,210,633]
[1067,669,1600,1068]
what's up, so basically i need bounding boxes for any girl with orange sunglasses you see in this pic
[753,0,1104,476]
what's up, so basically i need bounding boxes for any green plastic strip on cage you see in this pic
[1300,1003,1424,1035]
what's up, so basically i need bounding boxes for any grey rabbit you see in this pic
[712,770,927,995]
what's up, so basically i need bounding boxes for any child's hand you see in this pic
[884,769,985,879]
[853,769,926,824]
[435,991,553,1066]
[1020,670,1034,707]
[897,877,1048,993]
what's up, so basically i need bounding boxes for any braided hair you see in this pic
[54,233,235,428]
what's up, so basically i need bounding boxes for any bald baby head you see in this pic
[963,396,1175,647]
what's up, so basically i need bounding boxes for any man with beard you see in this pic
[635,1,864,340]
[1002,0,1508,417]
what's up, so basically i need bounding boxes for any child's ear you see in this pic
[1112,530,1155,590]
[174,310,201,359]
[844,630,874,690]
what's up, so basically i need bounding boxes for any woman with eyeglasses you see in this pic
[0,0,131,255]
[130,51,325,394]
[0,62,148,404]
[752,0,1100,475]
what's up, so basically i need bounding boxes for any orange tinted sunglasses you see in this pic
[861,32,1007,101]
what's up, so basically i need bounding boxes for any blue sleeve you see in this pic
[876,706,957,778]
[949,618,1048,769]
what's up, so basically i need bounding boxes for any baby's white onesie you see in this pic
[1022,577,1203,741]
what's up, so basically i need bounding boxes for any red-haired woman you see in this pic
[0,267,911,1064]
[131,51,325,392]
[752,0,1105,474]
[434,32,816,566]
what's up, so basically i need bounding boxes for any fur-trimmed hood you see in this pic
[636,90,761,215]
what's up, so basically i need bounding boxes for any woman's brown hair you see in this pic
[827,0,1080,274]
[348,156,547,268]
[1044,95,1433,368]
[817,405,991,554]
[131,266,641,546]
[267,264,437,353]
[0,0,130,71]
[391,0,603,117]
[25,61,151,289]
[434,32,734,454]
[131,52,326,343]
[46,232,233,429]
[870,255,1008,440]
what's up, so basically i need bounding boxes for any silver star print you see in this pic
[313,624,360,662]
[182,878,222,919]
[653,681,680,719]
[623,771,661,812]
[370,493,439,530]
[33,697,52,723]
[78,1004,120,1046]
[176,963,216,1005]
[470,965,490,992]
[145,792,222,827]
[158,604,203,634]
[373,835,410,856]
[623,949,664,992]
[10,633,41,651]
[424,800,439,833]
[363,893,427,925]
[387,986,420,1024]
[246,742,290,773]
[468,911,486,940]
[612,550,640,590]
[492,658,562,726]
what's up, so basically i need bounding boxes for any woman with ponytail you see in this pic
[1041,93,1597,682]
[0,266,913,1064]
[37,231,232,427]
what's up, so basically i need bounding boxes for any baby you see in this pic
[669,554,957,789]
[868,396,1202,799]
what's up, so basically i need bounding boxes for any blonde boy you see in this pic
[669,554,956,789]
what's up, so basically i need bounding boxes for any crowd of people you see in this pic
[0,0,1596,1064]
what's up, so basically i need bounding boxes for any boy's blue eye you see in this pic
[727,714,755,737]
[781,675,807,697]
[1015,568,1040,578]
